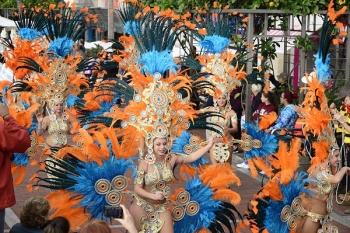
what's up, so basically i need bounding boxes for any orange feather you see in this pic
[212,189,241,205]
[258,112,277,130]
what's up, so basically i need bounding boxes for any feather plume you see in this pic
[263,172,312,233]
[270,139,301,185]
[199,35,230,54]
[138,49,178,76]
[258,112,277,130]
[243,123,278,159]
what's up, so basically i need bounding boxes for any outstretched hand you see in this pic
[207,135,217,148]
[114,204,137,233]
[334,112,346,124]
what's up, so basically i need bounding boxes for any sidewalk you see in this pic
[4,151,350,232]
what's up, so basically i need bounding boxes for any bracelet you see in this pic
[2,114,9,119]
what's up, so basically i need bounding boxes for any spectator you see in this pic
[266,90,298,133]
[10,196,50,233]
[251,83,262,114]
[114,205,137,233]
[0,103,31,233]
[252,91,277,124]
[272,72,289,106]
[79,220,111,233]
[44,217,70,233]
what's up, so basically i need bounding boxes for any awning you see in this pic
[0,16,16,29]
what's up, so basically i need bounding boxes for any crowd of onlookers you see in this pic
[8,196,137,233]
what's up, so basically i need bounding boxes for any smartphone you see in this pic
[104,206,123,219]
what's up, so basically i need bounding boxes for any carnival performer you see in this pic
[244,2,348,232]
[331,86,350,201]
[130,135,216,233]
[108,4,243,232]
[298,148,350,233]
[179,9,245,165]
[36,100,72,151]
[206,94,238,164]
[8,3,94,154]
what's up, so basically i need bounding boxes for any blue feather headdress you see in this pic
[13,6,46,41]
[137,48,178,76]
[199,34,230,54]
[18,28,41,41]
[47,36,74,57]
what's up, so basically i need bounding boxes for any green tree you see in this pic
[0,0,57,8]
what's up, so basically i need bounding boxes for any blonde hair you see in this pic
[20,196,50,228]
[251,84,262,93]
[79,220,111,233]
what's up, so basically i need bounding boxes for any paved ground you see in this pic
[4,133,350,232]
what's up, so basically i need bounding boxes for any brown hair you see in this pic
[44,216,70,233]
[79,220,111,233]
[283,90,298,104]
[20,196,50,229]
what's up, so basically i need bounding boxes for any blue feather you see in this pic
[314,52,332,83]
[199,35,230,54]
[22,101,29,110]
[244,123,278,159]
[66,94,80,108]
[67,156,136,219]
[124,21,138,36]
[137,48,178,76]
[28,121,38,134]
[88,101,114,117]
[18,28,41,41]
[171,131,192,154]
[171,131,208,166]
[12,152,29,166]
[264,172,313,233]
[174,176,221,233]
[47,36,74,57]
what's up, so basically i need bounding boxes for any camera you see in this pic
[104,206,123,219]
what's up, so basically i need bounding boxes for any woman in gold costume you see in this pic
[297,148,350,233]
[206,94,238,164]
[130,135,216,233]
[36,100,72,151]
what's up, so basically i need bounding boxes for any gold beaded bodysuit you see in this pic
[206,107,237,163]
[133,155,174,232]
[48,114,69,146]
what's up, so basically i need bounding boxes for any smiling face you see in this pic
[54,102,64,114]
[153,138,168,156]
[216,95,227,108]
